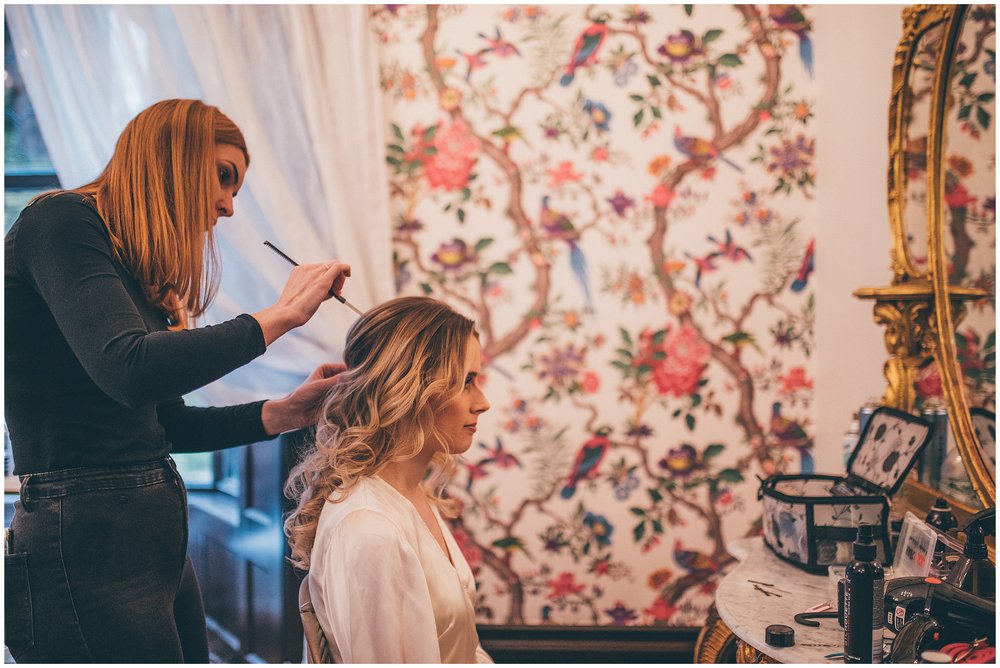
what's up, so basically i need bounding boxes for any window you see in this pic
[4,20,235,496]
[4,22,59,234]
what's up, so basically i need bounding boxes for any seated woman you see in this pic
[284,296,493,663]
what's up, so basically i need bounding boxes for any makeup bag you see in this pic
[758,406,934,573]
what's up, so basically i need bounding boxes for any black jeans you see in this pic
[4,457,209,663]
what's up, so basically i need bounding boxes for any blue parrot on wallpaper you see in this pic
[560,15,609,86]
[768,5,814,78]
[771,402,814,473]
[674,126,743,172]
[560,429,611,499]
[541,196,593,311]
[790,239,815,292]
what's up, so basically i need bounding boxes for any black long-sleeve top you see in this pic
[5,192,271,475]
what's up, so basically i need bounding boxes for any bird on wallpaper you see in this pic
[479,437,523,469]
[478,27,521,58]
[560,15,610,86]
[541,196,594,311]
[707,229,753,264]
[790,239,815,292]
[673,539,718,575]
[457,48,490,82]
[673,126,743,173]
[684,251,718,288]
[768,5,814,78]
[770,401,815,473]
[560,428,611,499]
[463,459,490,494]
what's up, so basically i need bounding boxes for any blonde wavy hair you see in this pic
[284,296,478,570]
[48,99,249,327]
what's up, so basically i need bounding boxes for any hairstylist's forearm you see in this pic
[260,396,299,437]
[251,306,299,346]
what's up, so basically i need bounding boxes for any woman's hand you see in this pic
[252,261,352,346]
[261,363,347,436]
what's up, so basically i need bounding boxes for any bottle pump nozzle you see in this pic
[853,523,876,560]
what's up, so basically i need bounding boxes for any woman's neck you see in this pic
[378,451,434,500]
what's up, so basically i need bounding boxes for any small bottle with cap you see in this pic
[843,523,885,663]
[925,496,959,568]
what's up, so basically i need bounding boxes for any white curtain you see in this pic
[6,5,394,404]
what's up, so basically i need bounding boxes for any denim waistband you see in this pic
[19,457,180,501]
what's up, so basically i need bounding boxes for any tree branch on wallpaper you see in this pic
[375,4,818,625]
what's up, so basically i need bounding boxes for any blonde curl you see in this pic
[284,296,475,570]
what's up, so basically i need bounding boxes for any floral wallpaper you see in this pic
[371,4,819,626]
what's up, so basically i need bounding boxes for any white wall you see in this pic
[813,5,904,472]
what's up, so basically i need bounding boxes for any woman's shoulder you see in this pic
[21,191,101,221]
[316,479,413,542]
[6,192,109,268]
[11,192,105,242]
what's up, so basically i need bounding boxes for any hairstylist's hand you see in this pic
[253,261,351,346]
[261,362,348,437]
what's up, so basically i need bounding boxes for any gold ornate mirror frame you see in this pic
[856,4,994,519]
[926,4,995,509]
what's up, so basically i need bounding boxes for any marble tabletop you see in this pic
[716,537,844,663]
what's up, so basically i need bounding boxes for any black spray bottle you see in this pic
[943,506,995,599]
[843,523,884,663]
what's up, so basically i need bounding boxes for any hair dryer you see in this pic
[885,577,995,662]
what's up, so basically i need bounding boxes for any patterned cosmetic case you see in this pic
[759,406,934,573]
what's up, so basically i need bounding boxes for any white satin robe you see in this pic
[308,476,493,664]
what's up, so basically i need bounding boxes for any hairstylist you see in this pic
[4,98,351,663]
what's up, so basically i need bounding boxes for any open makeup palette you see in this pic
[759,406,935,573]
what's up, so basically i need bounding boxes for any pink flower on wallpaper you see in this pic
[945,182,976,209]
[778,366,814,396]
[645,183,676,208]
[424,119,481,191]
[652,325,710,397]
[643,596,679,622]
[591,146,610,162]
[547,572,586,599]
[547,160,583,187]
[915,362,944,399]
[581,371,601,394]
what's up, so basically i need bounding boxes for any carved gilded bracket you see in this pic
[854,283,981,412]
